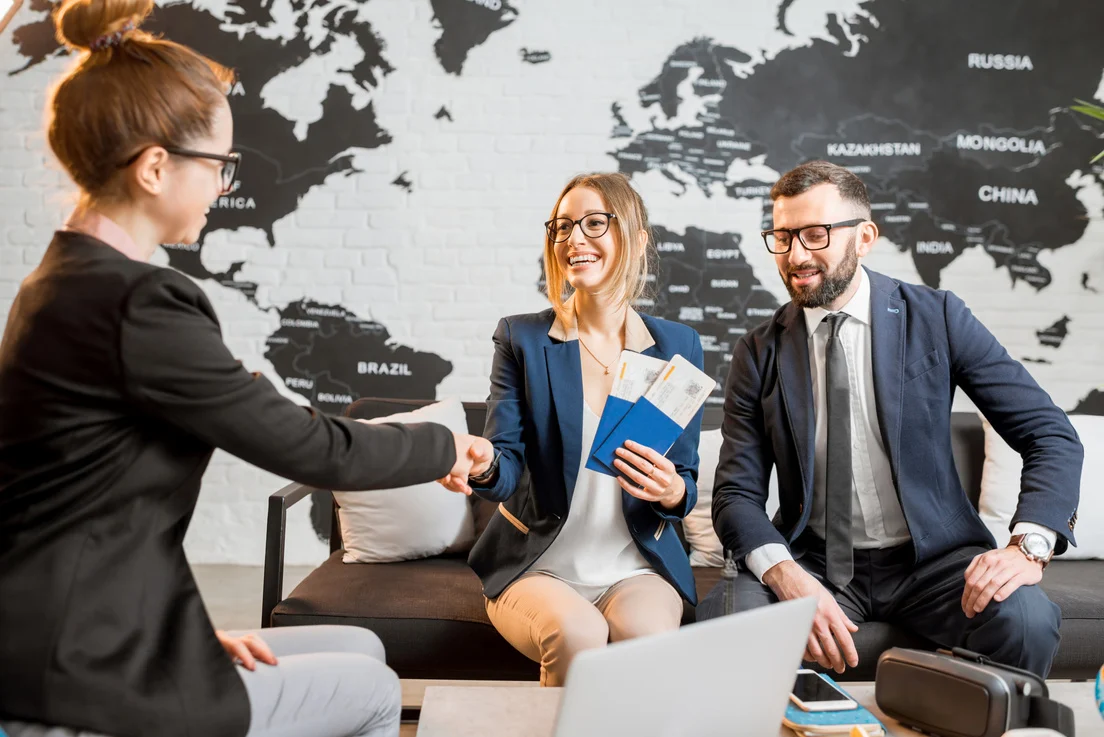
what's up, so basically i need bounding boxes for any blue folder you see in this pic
[588,397,683,478]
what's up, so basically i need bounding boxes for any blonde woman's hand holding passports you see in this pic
[613,439,686,510]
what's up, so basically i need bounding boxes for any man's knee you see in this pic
[979,587,1060,654]
[696,577,775,621]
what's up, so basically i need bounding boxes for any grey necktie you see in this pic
[823,313,853,589]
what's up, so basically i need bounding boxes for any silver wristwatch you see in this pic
[1009,532,1054,570]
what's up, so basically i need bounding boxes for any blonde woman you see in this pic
[466,173,705,686]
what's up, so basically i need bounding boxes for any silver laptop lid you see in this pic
[553,597,817,737]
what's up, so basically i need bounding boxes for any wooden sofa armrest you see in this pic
[261,481,319,628]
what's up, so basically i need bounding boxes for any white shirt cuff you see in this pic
[745,543,794,583]
[1010,522,1057,550]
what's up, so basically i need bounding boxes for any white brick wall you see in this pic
[1,0,1102,567]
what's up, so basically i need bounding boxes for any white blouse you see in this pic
[530,403,654,602]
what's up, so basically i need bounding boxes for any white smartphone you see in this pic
[789,669,857,711]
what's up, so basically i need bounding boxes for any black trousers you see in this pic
[697,536,1061,678]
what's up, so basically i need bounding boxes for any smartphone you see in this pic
[789,669,857,711]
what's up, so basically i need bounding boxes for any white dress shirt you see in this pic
[745,267,1056,582]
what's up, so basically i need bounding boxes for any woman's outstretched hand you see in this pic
[466,436,496,479]
[216,630,278,671]
[437,433,494,495]
[613,439,686,510]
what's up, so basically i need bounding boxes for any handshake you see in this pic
[437,433,495,496]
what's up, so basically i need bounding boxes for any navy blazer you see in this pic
[713,268,1083,565]
[467,307,705,603]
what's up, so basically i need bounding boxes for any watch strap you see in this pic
[469,450,501,484]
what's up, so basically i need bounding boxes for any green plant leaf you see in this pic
[1072,99,1104,121]
[1073,100,1104,163]
[1072,106,1104,122]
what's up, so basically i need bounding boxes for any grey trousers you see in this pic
[1,625,400,737]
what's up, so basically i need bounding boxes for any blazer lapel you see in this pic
[545,340,583,506]
[777,306,815,503]
[869,270,905,488]
[546,305,658,512]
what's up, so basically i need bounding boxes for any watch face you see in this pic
[1023,533,1051,557]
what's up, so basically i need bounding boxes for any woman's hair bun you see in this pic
[54,0,154,52]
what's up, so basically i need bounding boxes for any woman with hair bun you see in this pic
[0,1,490,735]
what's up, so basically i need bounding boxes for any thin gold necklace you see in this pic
[576,312,625,375]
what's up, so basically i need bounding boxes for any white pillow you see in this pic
[683,429,779,567]
[334,398,475,563]
[978,412,1102,559]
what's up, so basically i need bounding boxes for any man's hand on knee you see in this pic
[962,547,1044,619]
[763,561,859,674]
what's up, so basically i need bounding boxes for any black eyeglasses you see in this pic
[545,212,616,243]
[120,145,241,195]
[761,218,866,254]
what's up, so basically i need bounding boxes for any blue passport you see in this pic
[588,397,683,477]
[585,395,634,475]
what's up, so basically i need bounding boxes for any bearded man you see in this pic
[697,160,1081,680]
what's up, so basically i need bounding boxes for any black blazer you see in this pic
[712,268,1082,565]
[0,232,456,737]
[467,308,704,603]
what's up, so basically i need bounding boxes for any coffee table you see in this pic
[403,679,1099,737]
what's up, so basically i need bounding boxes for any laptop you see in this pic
[550,596,817,737]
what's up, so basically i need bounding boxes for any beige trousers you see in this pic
[484,572,683,687]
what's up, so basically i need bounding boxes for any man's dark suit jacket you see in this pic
[712,267,1082,565]
[0,232,456,737]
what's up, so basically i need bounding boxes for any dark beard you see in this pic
[783,232,859,309]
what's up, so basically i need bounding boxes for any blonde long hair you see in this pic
[543,172,655,324]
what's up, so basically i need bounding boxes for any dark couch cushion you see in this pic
[275,559,729,678]
[1038,560,1104,678]
[275,556,1102,681]
[691,566,722,612]
[272,552,539,680]
[1040,559,1104,621]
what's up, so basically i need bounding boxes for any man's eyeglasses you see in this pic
[545,212,616,243]
[761,218,866,254]
[121,146,241,195]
